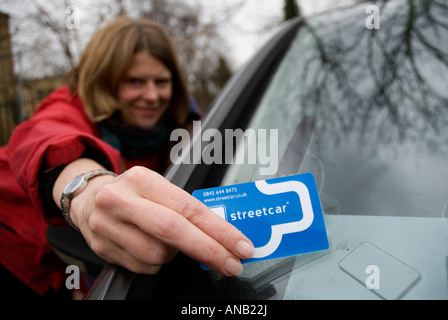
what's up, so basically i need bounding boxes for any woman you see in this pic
[0,16,253,298]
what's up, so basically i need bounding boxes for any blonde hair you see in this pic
[67,16,189,126]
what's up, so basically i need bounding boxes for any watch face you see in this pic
[63,175,84,194]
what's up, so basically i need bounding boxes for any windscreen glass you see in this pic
[223,0,448,219]
[218,0,448,299]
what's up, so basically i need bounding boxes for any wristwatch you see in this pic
[60,170,118,231]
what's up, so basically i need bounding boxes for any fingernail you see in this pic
[224,257,243,276]
[236,240,254,259]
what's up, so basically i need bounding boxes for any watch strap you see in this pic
[60,170,118,231]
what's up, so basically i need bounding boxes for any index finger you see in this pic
[127,198,250,276]
[123,168,254,261]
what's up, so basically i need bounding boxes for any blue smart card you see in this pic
[193,173,329,268]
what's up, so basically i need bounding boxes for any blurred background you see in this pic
[0,0,357,145]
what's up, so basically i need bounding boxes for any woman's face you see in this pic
[118,51,173,129]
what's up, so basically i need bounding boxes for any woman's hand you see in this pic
[53,159,254,276]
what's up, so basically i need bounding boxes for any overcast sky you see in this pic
[196,0,355,68]
[0,0,356,75]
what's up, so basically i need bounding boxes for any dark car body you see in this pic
[70,0,448,300]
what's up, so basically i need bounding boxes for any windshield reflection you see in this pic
[223,0,448,218]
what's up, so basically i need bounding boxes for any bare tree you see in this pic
[1,0,242,112]
[1,0,83,78]
[298,0,448,152]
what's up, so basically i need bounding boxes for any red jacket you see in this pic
[0,86,157,294]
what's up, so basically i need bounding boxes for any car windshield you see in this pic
[219,0,448,299]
